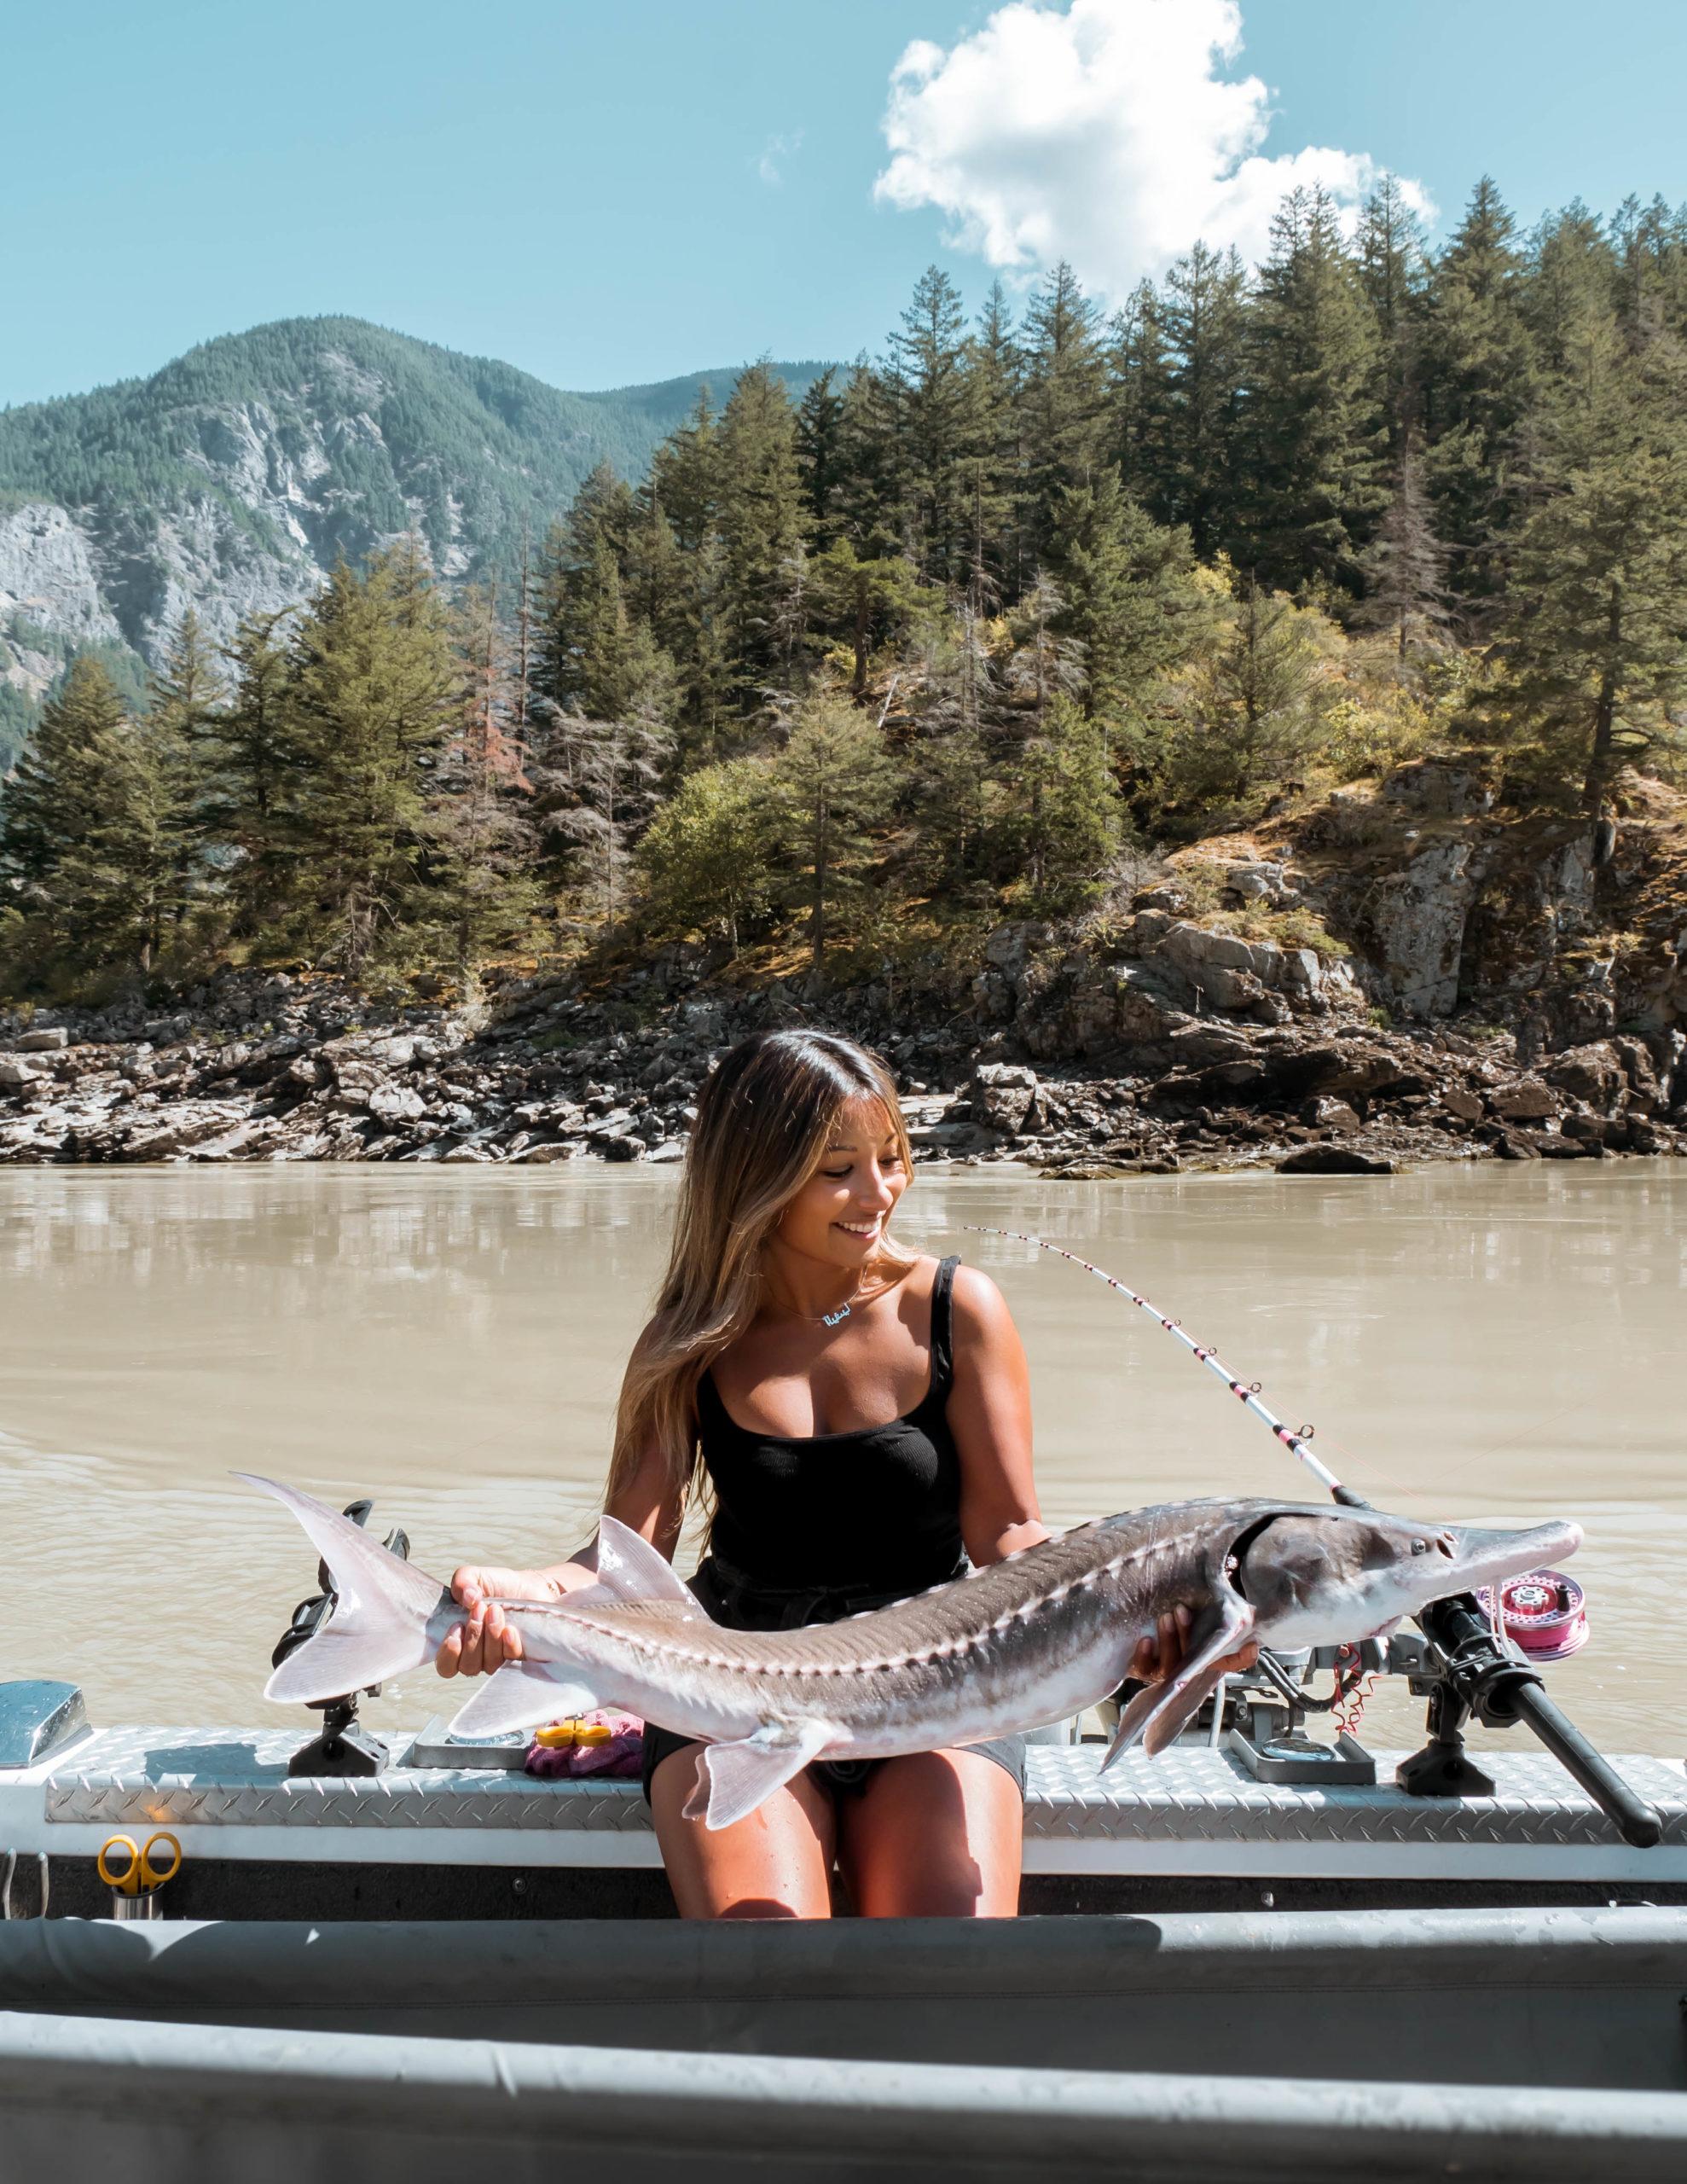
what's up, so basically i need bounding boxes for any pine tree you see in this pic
[964,281,1023,607]
[773,694,901,980]
[809,543,941,700]
[206,608,304,938]
[1525,200,1621,380]
[422,590,541,973]
[0,655,133,894]
[1358,447,1452,661]
[1357,175,1429,453]
[1048,473,1207,729]
[796,368,850,551]
[140,607,223,950]
[1018,264,1110,566]
[1417,178,1537,601]
[1001,575,1087,728]
[287,543,461,971]
[548,709,673,932]
[637,758,775,953]
[1171,579,1327,804]
[880,267,977,588]
[538,466,676,724]
[0,656,173,973]
[1503,345,1687,809]
[1107,280,1169,503]
[716,363,809,701]
[995,692,1121,907]
[1145,243,1248,555]
[1612,195,1687,345]
[1240,188,1388,591]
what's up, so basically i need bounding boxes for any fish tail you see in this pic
[238,1473,450,1705]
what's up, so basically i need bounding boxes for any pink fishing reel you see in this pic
[1476,1570,1588,1663]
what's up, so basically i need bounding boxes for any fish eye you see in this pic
[1411,1538,1429,1555]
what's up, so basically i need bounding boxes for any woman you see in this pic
[436,1029,1224,1919]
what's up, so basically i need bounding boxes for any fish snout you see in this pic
[1439,1518,1583,1595]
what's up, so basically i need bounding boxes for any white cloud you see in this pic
[757,131,803,188]
[874,0,1430,297]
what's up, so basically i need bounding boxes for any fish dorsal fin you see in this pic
[594,1516,704,1618]
[445,1660,600,1740]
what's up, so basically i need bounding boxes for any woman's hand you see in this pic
[434,1560,597,1680]
[1128,1606,1260,1687]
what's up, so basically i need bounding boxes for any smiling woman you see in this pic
[435,1028,1226,1919]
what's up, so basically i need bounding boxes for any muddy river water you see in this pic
[1,1164,1683,1757]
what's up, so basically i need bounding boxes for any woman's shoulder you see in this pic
[889,1253,1007,1327]
[948,1259,1012,1335]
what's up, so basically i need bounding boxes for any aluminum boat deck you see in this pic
[5,1726,1684,1920]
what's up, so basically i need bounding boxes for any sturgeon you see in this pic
[243,1474,1579,1829]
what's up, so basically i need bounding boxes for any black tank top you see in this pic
[693,1255,965,1629]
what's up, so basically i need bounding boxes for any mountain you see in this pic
[0,317,832,766]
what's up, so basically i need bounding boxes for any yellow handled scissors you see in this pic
[533,1720,613,1748]
[97,1833,182,1896]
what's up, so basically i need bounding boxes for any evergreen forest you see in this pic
[7,177,1687,1004]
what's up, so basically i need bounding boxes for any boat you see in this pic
[3,1511,1685,2180]
[2,1660,1685,2179]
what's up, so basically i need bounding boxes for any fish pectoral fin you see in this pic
[594,1517,706,1619]
[681,1719,837,1831]
[1101,1594,1256,1769]
[445,1661,601,1740]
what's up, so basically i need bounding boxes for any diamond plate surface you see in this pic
[43,1728,655,1833]
[1022,1745,1687,1848]
[41,1729,1687,1849]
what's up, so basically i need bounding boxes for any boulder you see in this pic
[1438,1088,1486,1124]
[0,1059,41,1090]
[1276,1146,1394,1175]
[368,1082,426,1126]
[971,1064,1038,1134]
[1301,1097,1363,1134]
[1544,1043,1624,1106]
[1487,1080,1557,1122]
[14,1027,68,1052]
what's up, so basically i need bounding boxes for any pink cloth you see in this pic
[525,1711,645,1780]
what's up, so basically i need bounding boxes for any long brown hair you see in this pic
[607,1029,913,1513]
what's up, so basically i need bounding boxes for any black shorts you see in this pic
[641,1722,1028,1806]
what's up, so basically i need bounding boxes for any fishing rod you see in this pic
[964,1227,1369,1507]
[968,1224,1664,1849]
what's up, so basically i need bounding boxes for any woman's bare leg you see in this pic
[650,1743,838,1920]
[838,1751,1023,1919]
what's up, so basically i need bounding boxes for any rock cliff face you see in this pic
[0,317,830,718]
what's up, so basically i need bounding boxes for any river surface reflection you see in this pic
[1,1164,1683,1754]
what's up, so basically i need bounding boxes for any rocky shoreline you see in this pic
[5,757,1687,1176]
[3,951,1683,1181]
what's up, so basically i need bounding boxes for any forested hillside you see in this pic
[5,178,1687,1016]
[0,318,829,768]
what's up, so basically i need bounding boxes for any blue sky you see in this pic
[4,0,1686,409]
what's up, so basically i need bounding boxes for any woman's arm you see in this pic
[946,1265,1047,1566]
[437,1348,688,1679]
[946,1265,1256,1690]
